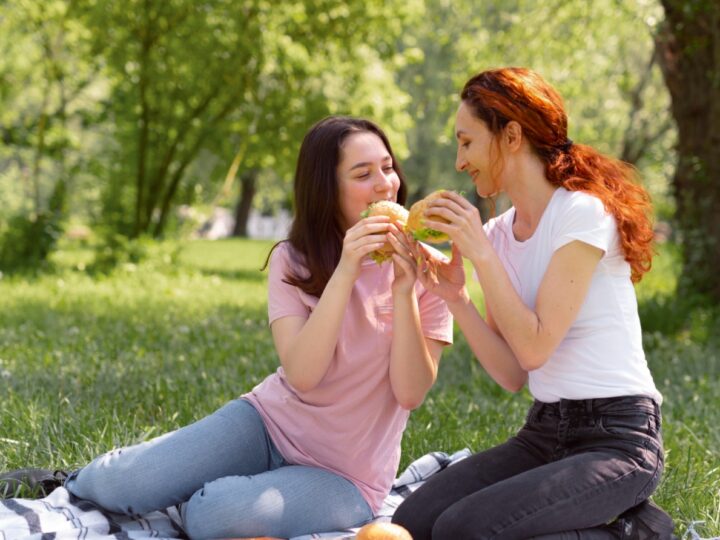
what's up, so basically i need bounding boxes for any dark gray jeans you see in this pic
[392,395,664,540]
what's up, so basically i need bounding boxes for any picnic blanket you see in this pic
[0,449,472,540]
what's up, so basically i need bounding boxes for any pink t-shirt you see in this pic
[243,242,453,512]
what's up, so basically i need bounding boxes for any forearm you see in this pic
[280,270,355,392]
[389,290,437,410]
[447,292,527,391]
[470,252,547,369]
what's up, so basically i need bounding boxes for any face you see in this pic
[455,101,501,198]
[336,131,400,229]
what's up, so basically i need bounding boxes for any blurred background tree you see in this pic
[655,0,720,303]
[1,0,718,305]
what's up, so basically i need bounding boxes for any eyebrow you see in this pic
[349,155,392,171]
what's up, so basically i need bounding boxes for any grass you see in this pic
[1,239,718,536]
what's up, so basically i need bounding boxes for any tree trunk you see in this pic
[655,0,720,302]
[133,0,153,237]
[232,169,258,237]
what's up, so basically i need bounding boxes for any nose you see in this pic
[375,168,396,192]
[455,149,467,172]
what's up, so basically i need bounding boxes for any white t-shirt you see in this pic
[483,187,661,404]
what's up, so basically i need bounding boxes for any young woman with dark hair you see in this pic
[391,68,675,539]
[28,116,452,539]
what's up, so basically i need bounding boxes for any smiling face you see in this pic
[455,101,503,198]
[336,131,401,229]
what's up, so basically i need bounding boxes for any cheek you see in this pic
[391,174,401,192]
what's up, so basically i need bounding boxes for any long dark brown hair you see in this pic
[265,116,407,296]
[461,67,654,282]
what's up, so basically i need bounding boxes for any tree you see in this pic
[74,0,269,238]
[217,1,419,237]
[75,0,419,238]
[393,0,674,220]
[655,0,720,302]
[0,0,100,270]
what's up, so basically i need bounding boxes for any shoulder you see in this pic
[555,188,607,218]
[268,241,310,285]
[270,241,304,270]
[548,189,617,253]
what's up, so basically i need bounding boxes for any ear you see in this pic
[503,121,523,152]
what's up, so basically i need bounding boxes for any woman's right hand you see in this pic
[413,242,469,304]
[335,215,391,280]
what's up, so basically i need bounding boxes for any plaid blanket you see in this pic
[0,449,471,540]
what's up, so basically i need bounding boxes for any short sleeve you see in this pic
[417,244,454,345]
[418,290,454,345]
[267,243,313,325]
[552,192,615,254]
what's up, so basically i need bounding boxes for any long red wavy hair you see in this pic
[461,67,654,282]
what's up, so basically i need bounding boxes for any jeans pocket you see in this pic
[599,412,652,437]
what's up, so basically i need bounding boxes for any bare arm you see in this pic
[471,240,602,370]
[387,227,447,409]
[271,216,390,392]
[419,191,603,378]
[448,294,528,391]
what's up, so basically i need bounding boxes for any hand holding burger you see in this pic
[361,201,409,264]
[406,190,451,244]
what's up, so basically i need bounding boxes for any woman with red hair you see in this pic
[391,68,675,539]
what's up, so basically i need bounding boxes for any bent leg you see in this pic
[182,465,373,540]
[432,447,661,540]
[392,435,547,540]
[65,399,280,515]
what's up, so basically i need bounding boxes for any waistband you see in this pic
[531,395,660,418]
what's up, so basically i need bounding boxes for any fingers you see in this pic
[391,251,415,277]
[387,225,415,265]
[424,200,468,225]
[346,216,391,240]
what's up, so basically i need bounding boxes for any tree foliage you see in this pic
[6,0,719,290]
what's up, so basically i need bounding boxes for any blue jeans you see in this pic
[393,395,665,540]
[65,399,373,539]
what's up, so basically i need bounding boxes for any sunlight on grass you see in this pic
[1,238,718,533]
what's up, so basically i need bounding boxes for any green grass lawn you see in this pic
[1,239,718,535]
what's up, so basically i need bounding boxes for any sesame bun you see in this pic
[356,522,413,540]
[362,201,409,264]
[407,189,450,243]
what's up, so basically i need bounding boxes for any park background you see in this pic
[1,0,718,535]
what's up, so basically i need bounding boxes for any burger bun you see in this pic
[362,201,409,264]
[407,190,450,244]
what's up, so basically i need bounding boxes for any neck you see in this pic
[505,156,556,240]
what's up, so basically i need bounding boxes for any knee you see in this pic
[392,497,433,540]
[183,476,284,540]
[432,508,467,540]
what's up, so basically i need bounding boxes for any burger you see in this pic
[407,189,450,243]
[356,522,413,540]
[361,200,409,264]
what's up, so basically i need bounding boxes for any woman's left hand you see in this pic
[387,223,418,295]
[424,191,491,262]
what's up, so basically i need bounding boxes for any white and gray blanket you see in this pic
[0,449,471,540]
